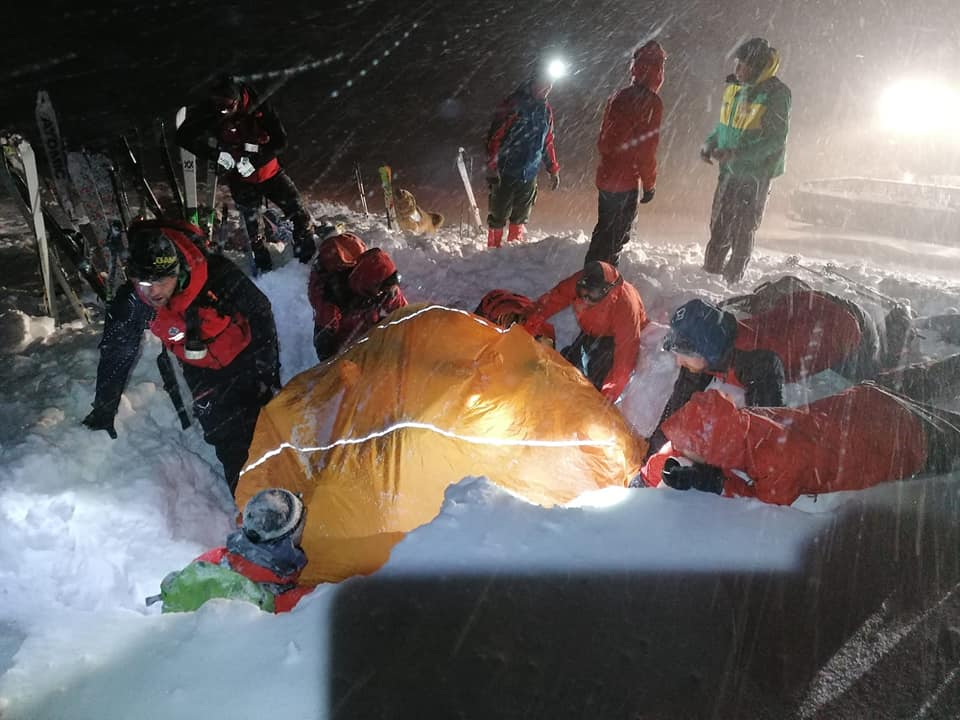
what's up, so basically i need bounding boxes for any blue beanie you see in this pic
[663,299,738,369]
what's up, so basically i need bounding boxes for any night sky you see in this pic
[4,0,959,221]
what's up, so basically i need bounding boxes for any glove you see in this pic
[82,408,117,440]
[486,174,501,192]
[661,458,724,495]
[549,172,561,191]
[297,233,319,264]
[523,314,546,337]
[640,188,655,204]
[699,144,714,164]
[217,151,236,171]
[236,156,256,178]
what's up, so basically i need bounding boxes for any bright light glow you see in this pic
[546,58,568,80]
[878,79,960,137]
[566,487,633,509]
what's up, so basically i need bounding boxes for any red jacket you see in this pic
[732,291,862,383]
[659,386,927,505]
[525,268,648,400]
[195,547,312,613]
[145,227,252,369]
[595,62,664,193]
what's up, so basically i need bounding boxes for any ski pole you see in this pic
[157,347,191,430]
[784,255,899,309]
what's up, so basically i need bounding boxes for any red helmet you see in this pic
[349,248,400,298]
[317,232,367,273]
[475,290,535,327]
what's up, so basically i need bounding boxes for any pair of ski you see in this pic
[374,149,484,237]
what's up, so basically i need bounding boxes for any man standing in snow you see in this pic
[523,261,648,402]
[484,68,561,248]
[176,75,316,271]
[81,220,280,493]
[584,41,665,267]
[700,38,791,284]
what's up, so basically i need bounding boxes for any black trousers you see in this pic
[561,333,615,392]
[229,171,312,251]
[188,371,274,494]
[584,189,640,267]
[703,174,771,283]
[487,176,538,228]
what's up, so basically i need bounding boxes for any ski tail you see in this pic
[456,147,485,234]
[175,107,200,226]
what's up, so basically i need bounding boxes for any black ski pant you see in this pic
[229,171,312,254]
[561,333,615,392]
[921,406,960,475]
[584,189,640,267]
[187,370,275,494]
[487,176,538,229]
[703,174,771,284]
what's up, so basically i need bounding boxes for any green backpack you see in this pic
[148,561,276,614]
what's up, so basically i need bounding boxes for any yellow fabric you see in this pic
[719,49,781,129]
[236,305,648,584]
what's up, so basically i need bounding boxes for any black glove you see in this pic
[640,188,655,204]
[297,233,318,264]
[82,408,118,439]
[486,175,501,192]
[661,458,724,494]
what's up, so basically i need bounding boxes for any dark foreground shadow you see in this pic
[329,477,960,719]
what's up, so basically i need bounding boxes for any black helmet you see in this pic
[242,489,306,543]
[126,223,181,281]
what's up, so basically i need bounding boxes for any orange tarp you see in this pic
[236,305,647,584]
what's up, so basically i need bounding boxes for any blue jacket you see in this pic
[486,82,560,183]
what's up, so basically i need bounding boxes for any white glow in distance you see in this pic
[878,79,960,137]
[546,58,569,80]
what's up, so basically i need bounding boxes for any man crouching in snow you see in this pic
[640,383,960,506]
[524,260,648,402]
[148,488,313,614]
[81,220,280,493]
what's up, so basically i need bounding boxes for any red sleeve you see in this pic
[523,272,580,334]
[662,390,750,469]
[486,97,518,174]
[601,294,646,400]
[637,95,663,191]
[308,270,325,315]
[194,547,227,564]
[542,104,560,174]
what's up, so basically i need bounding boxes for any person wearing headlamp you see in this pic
[524,261,648,401]
[82,220,280,493]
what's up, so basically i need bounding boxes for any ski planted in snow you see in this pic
[175,106,199,226]
[354,161,369,215]
[36,90,109,287]
[378,164,397,229]
[1,137,93,321]
[456,147,484,234]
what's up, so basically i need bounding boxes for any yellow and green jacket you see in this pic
[705,51,791,179]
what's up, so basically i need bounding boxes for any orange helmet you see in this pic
[349,248,400,298]
[475,290,535,327]
[317,232,367,273]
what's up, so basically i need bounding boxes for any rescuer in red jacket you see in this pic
[647,293,863,456]
[585,40,666,267]
[524,261,648,401]
[82,220,280,493]
[640,383,960,506]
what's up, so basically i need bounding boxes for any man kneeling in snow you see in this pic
[524,260,648,402]
[148,488,313,614]
[640,383,960,506]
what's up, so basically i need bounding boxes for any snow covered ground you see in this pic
[1,200,959,718]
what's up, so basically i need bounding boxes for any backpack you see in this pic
[147,560,276,614]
